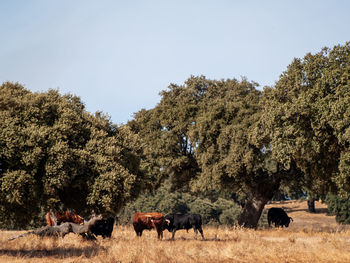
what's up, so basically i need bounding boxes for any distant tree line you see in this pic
[0,42,349,228]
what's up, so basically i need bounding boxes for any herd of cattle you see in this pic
[41,207,292,240]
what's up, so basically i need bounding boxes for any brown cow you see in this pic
[132,212,168,239]
[45,211,84,226]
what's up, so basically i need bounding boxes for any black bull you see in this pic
[268,207,293,227]
[163,213,204,239]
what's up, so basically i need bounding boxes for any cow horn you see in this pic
[165,219,170,224]
[289,217,294,222]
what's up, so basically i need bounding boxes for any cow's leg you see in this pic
[135,229,143,237]
[134,228,139,236]
[192,227,198,239]
[171,229,176,239]
[197,227,204,240]
[157,229,163,240]
[155,227,162,240]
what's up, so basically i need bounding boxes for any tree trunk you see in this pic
[238,174,282,229]
[238,195,269,228]
[8,223,73,241]
[307,198,316,213]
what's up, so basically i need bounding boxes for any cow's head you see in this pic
[163,215,173,231]
[284,217,293,227]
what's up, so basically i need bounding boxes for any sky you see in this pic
[1,1,349,125]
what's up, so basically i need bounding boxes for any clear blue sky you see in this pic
[1,1,349,124]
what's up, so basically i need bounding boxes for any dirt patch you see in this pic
[265,200,350,232]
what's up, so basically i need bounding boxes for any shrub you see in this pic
[188,198,219,225]
[219,207,241,226]
[325,194,350,224]
[214,198,242,226]
[117,190,189,225]
[117,182,244,226]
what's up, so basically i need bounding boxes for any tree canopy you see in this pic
[129,76,299,227]
[0,82,157,228]
[259,42,350,197]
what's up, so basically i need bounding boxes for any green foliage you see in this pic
[117,181,242,226]
[325,194,339,216]
[325,194,350,224]
[217,199,242,226]
[0,82,154,228]
[188,198,219,225]
[117,182,190,225]
[218,208,238,226]
[260,42,350,196]
[130,76,267,193]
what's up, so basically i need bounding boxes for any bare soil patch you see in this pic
[265,200,350,232]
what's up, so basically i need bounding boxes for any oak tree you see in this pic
[0,82,153,228]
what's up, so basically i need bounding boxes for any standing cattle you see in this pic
[163,214,204,240]
[267,207,293,227]
[45,211,84,226]
[90,216,115,238]
[132,212,166,239]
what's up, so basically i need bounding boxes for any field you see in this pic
[1,200,350,263]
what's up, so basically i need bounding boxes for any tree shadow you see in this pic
[285,207,329,214]
[315,208,329,214]
[0,246,104,259]
[163,236,239,242]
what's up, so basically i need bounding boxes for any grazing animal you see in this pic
[90,216,115,238]
[267,207,293,227]
[132,212,165,239]
[163,213,204,240]
[45,211,84,226]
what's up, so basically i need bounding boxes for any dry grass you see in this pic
[1,201,350,263]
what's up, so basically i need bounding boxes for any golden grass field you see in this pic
[1,200,350,263]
